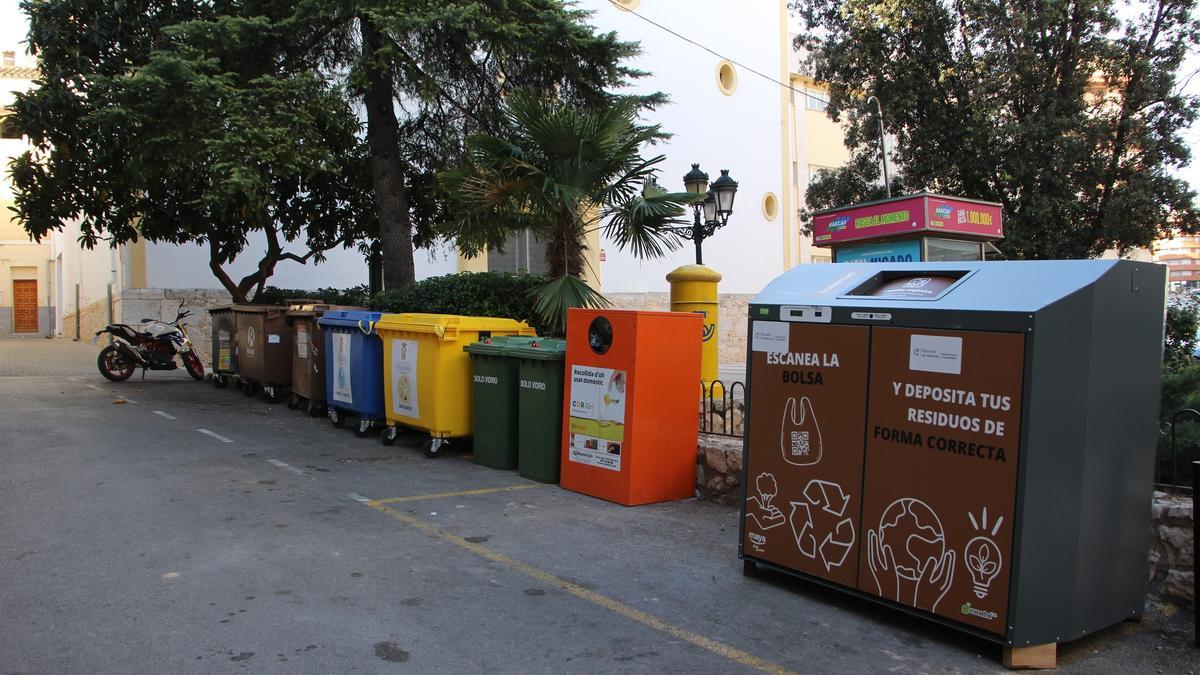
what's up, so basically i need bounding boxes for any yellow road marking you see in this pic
[362,500,797,675]
[371,483,544,504]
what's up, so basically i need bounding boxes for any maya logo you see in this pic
[935,205,953,218]
[828,216,850,231]
[903,277,932,289]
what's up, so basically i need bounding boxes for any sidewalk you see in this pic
[0,337,101,377]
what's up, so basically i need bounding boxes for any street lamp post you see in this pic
[668,163,739,392]
[677,163,738,265]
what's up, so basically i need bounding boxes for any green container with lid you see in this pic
[464,336,540,469]
[509,338,567,483]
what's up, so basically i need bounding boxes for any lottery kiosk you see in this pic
[811,193,1003,263]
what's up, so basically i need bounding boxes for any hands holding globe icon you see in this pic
[867,497,956,612]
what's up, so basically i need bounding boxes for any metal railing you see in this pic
[699,379,746,438]
[1160,409,1200,489]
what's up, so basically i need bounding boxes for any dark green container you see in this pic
[465,336,538,469]
[511,338,567,483]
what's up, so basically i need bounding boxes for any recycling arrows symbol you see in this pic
[789,479,856,572]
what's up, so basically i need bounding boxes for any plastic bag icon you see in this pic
[780,396,823,466]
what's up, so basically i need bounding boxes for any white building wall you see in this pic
[144,235,458,290]
[579,0,787,295]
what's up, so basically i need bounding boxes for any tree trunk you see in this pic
[360,14,416,290]
[544,219,586,279]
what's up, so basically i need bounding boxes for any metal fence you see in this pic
[1159,409,1199,490]
[699,379,746,438]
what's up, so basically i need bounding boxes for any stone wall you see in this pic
[696,434,744,505]
[1149,490,1194,606]
[606,292,754,366]
[116,288,232,366]
[62,297,111,341]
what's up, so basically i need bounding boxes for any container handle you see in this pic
[357,320,378,336]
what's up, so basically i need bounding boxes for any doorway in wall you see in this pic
[13,279,38,333]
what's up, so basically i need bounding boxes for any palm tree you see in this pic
[440,92,699,334]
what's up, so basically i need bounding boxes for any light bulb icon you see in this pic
[963,507,1004,600]
[964,536,1002,598]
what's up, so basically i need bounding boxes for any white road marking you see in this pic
[153,410,177,420]
[267,459,305,475]
[196,428,234,443]
[346,493,371,503]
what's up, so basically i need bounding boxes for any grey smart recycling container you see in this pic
[739,260,1165,658]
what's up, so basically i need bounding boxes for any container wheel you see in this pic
[423,438,446,458]
[329,407,344,427]
[233,377,244,391]
[214,374,228,389]
[354,420,372,438]
[742,560,757,577]
[242,382,258,397]
[381,426,398,446]
[287,394,301,409]
[306,400,324,418]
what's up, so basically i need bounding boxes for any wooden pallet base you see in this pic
[1003,643,1057,669]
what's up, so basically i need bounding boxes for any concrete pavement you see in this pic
[0,339,1195,673]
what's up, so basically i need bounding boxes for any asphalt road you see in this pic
[0,340,1195,674]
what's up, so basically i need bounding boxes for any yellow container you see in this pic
[376,313,536,453]
[666,264,723,386]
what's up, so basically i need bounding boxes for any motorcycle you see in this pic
[93,303,205,382]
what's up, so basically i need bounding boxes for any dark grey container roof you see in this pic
[753,260,1156,313]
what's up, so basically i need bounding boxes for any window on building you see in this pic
[1,51,13,67]
[488,230,548,275]
[808,164,834,183]
[805,89,828,112]
[811,255,832,264]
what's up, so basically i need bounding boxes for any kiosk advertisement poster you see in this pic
[331,332,353,404]
[812,195,1003,245]
[743,322,870,589]
[856,327,1024,634]
[567,365,626,472]
[835,240,921,263]
[390,339,420,419]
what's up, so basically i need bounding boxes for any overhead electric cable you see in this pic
[609,0,834,107]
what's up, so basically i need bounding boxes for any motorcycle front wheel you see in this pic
[98,346,136,382]
[183,352,205,380]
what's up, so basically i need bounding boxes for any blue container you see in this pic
[318,310,386,427]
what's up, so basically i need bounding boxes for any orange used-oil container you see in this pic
[559,308,702,506]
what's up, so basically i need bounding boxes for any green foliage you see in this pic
[350,0,656,288]
[1164,301,1200,370]
[1158,364,1200,486]
[11,1,375,302]
[439,91,697,333]
[254,285,372,307]
[793,0,1200,257]
[529,275,611,338]
[369,272,550,335]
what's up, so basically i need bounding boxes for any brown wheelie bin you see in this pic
[234,305,296,403]
[287,303,363,416]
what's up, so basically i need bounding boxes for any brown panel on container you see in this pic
[857,327,1024,635]
[743,322,869,589]
[13,280,38,333]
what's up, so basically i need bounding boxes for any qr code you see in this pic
[790,430,810,456]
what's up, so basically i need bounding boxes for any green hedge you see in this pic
[254,285,372,307]
[370,272,550,335]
